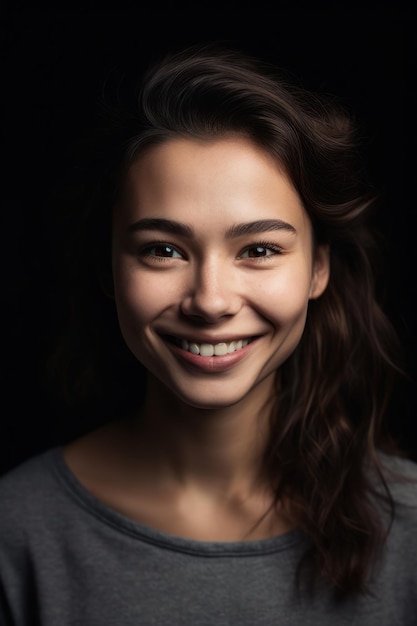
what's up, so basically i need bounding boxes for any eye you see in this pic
[143,244,183,259]
[238,242,283,259]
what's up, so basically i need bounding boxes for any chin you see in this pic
[170,388,247,411]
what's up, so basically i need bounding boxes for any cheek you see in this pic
[253,266,313,324]
[113,263,162,330]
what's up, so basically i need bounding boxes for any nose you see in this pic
[180,258,241,323]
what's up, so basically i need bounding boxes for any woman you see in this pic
[0,43,416,625]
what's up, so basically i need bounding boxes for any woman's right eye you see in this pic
[142,244,183,259]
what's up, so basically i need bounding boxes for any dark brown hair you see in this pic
[46,43,407,597]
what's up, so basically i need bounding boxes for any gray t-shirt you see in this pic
[0,447,416,625]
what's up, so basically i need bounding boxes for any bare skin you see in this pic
[65,137,329,541]
[65,408,293,541]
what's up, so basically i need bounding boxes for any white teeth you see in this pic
[200,343,214,357]
[178,338,250,356]
[214,342,228,356]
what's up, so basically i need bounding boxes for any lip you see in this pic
[162,335,258,373]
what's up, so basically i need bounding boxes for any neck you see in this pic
[132,374,276,497]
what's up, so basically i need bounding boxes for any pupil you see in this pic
[156,246,172,256]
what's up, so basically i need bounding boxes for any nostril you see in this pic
[180,290,240,323]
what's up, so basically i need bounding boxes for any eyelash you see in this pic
[238,240,283,260]
[140,242,185,262]
[139,240,283,263]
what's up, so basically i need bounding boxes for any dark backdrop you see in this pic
[1,9,415,475]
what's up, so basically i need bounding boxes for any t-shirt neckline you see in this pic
[50,445,305,557]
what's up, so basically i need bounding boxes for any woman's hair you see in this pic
[46,43,407,597]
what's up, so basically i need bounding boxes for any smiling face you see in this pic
[111,137,329,411]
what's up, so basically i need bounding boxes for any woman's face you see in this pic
[112,137,329,410]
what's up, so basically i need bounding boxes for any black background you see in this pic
[1,9,416,475]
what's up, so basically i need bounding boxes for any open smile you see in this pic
[163,335,255,357]
[160,334,258,373]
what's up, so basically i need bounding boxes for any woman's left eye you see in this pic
[239,244,282,259]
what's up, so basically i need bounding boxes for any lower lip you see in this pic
[164,339,257,373]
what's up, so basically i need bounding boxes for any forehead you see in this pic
[116,137,309,232]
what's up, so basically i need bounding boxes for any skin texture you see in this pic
[112,137,329,413]
[65,136,330,541]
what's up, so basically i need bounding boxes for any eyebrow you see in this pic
[225,219,296,238]
[127,217,296,237]
[127,218,193,237]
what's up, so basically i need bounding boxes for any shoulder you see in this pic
[374,453,417,560]
[0,447,60,491]
[0,447,64,533]
[370,452,417,522]
[378,452,417,505]
[365,454,417,612]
